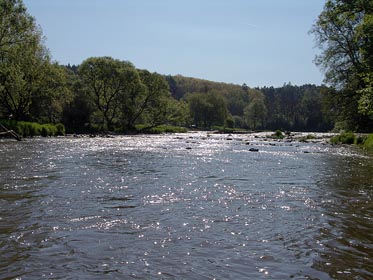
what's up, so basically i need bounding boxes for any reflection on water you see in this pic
[0,133,372,279]
[313,153,373,279]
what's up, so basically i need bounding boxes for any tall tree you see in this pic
[0,0,50,120]
[121,70,170,131]
[78,57,139,130]
[310,0,373,130]
[29,63,72,123]
[0,0,35,55]
[244,91,267,130]
[187,92,228,128]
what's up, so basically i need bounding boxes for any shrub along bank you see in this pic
[330,131,373,149]
[0,120,65,137]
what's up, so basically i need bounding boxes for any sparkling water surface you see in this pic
[0,132,372,279]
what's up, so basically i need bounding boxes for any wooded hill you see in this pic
[164,75,333,131]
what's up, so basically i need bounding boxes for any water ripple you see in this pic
[0,133,372,279]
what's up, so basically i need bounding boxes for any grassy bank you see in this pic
[362,134,373,149]
[330,131,373,150]
[135,124,188,134]
[0,120,65,137]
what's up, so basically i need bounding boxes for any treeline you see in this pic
[61,59,189,133]
[261,84,332,131]
[0,1,188,134]
[165,75,333,131]
[1,0,372,135]
[0,0,332,135]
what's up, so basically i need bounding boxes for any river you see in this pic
[0,132,372,279]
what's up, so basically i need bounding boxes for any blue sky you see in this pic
[24,0,326,87]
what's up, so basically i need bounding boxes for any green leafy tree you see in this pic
[244,94,267,130]
[138,71,190,130]
[0,0,35,55]
[61,65,94,133]
[187,92,228,128]
[0,0,51,120]
[122,70,169,130]
[310,0,373,130]
[78,57,138,131]
[29,63,72,123]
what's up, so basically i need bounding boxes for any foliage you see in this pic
[0,0,71,126]
[4,0,371,135]
[62,89,94,133]
[210,126,237,133]
[362,134,373,149]
[135,124,187,134]
[78,57,137,131]
[271,130,285,139]
[243,90,267,130]
[76,58,188,133]
[330,132,373,149]
[261,84,333,131]
[131,70,176,130]
[310,0,373,131]
[186,92,229,129]
[298,134,316,142]
[166,76,333,132]
[330,131,356,144]
[0,119,65,137]
[354,134,367,145]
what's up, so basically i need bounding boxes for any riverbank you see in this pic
[1,118,372,151]
[0,120,65,138]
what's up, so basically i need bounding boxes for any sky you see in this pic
[23,0,326,88]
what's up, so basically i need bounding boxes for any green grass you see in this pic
[329,132,373,151]
[0,119,65,137]
[362,134,373,149]
[298,134,316,142]
[330,131,356,144]
[271,130,285,139]
[135,124,188,134]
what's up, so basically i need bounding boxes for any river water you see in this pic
[0,132,372,279]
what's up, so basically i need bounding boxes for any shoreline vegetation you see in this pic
[1,118,372,150]
[1,1,372,145]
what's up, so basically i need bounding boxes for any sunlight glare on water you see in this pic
[0,132,372,279]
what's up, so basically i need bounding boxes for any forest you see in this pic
[0,0,372,135]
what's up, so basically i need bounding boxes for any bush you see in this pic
[354,135,367,145]
[16,122,39,137]
[298,134,316,142]
[55,123,65,136]
[362,134,373,149]
[330,131,356,144]
[226,118,234,129]
[135,124,187,134]
[272,130,284,139]
[0,119,65,137]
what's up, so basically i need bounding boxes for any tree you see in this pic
[0,0,35,55]
[186,92,228,128]
[301,87,331,131]
[78,57,139,131]
[122,70,171,130]
[29,63,72,123]
[0,0,50,120]
[357,13,373,117]
[310,0,373,130]
[244,95,267,130]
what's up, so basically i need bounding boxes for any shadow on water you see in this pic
[312,149,373,279]
[0,140,58,279]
